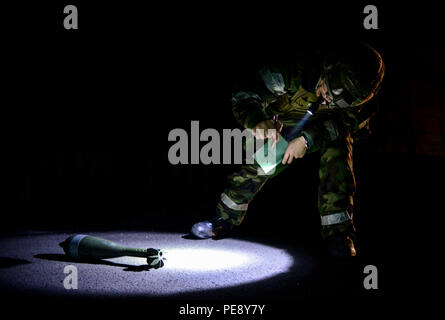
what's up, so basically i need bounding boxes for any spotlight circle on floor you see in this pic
[161,248,251,271]
[0,232,296,297]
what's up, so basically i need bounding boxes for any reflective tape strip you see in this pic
[221,193,249,211]
[321,211,351,226]
[68,234,87,258]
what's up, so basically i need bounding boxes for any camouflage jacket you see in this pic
[231,60,376,153]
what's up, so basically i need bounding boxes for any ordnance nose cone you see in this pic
[59,239,69,254]
[59,235,76,254]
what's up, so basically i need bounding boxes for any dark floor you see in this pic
[0,229,393,318]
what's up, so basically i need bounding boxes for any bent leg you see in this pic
[318,135,356,240]
[217,164,269,226]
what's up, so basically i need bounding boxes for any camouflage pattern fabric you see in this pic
[217,164,269,226]
[318,134,356,239]
[218,59,376,238]
[216,134,356,239]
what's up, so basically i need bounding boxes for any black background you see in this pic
[3,0,445,316]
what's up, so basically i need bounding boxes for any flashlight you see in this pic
[253,96,324,175]
[285,96,324,141]
[306,97,323,116]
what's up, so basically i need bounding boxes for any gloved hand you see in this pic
[282,136,308,164]
[252,119,283,142]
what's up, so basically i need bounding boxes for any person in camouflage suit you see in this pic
[191,42,385,257]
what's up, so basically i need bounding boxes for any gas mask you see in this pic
[315,73,355,109]
[315,60,362,109]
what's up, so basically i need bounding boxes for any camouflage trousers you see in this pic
[216,134,357,239]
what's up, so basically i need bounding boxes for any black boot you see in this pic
[191,216,234,239]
